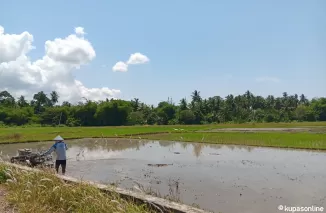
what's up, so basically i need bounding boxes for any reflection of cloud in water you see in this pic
[68,146,123,161]
[68,139,151,153]
[204,144,255,153]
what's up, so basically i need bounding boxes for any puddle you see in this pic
[1,138,326,213]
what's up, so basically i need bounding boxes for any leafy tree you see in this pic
[128,111,145,125]
[0,90,325,126]
[179,110,195,124]
[50,91,59,106]
[32,91,51,114]
[156,101,176,125]
[179,98,188,111]
[130,98,140,112]
[95,100,131,126]
[17,96,28,107]
[0,91,15,107]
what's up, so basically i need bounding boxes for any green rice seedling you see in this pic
[1,122,325,144]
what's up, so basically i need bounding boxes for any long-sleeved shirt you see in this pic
[43,141,68,160]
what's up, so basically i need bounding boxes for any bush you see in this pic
[127,111,145,125]
[0,169,7,183]
[179,110,195,124]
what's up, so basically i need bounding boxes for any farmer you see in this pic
[41,135,68,175]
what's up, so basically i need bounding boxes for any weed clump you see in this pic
[0,167,7,183]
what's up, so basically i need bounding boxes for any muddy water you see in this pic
[1,139,326,213]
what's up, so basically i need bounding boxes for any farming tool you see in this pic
[10,148,54,168]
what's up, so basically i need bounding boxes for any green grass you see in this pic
[141,132,326,150]
[0,122,326,144]
[0,163,156,213]
[0,125,210,143]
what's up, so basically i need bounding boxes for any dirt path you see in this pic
[0,186,13,213]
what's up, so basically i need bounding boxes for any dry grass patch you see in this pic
[0,164,156,213]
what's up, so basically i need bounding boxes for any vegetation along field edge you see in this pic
[1,90,325,127]
[0,123,325,150]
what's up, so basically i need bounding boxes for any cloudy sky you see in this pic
[1,0,325,105]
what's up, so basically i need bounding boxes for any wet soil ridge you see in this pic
[2,162,210,213]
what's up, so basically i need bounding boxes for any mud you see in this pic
[1,138,326,213]
[0,186,14,213]
[200,127,326,133]
[148,164,173,167]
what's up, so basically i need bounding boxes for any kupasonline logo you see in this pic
[278,205,324,212]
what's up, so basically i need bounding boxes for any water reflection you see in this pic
[158,140,176,148]
[0,138,323,161]
[1,139,326,213]
[192,143,203,157]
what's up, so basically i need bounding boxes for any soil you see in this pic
[0,185,13,213]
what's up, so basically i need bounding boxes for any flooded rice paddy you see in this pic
[1,138,326,213]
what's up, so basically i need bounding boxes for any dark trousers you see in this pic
[55,160,66,174]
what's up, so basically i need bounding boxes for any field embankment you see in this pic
[140,132,326,150]
[0,125,208,143]
[0,122,325,150]
[0,163,157,213]
[200,127,326,133]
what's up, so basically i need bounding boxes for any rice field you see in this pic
[0,122,325,149]
[140,132,326,150]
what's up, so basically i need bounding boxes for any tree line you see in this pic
[0,90,325,126]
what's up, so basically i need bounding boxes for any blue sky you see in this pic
[1,0,325,105]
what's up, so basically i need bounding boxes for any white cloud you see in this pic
[255,76,280,83]
[75,27,85,36]
[112,52,149,72]
[127,52,149,65]
[45,34,95,66]
[0,26,121,103]
[0,27,34,63]
[112,61,128,72]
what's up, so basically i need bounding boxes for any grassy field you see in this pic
[0,122,325,149]
[0,122,326,143]
[0,125,210,143]
[141,132,326,150]
[0,163,155,213]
